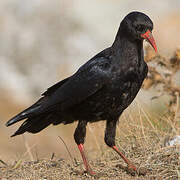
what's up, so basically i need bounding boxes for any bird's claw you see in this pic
[116,163,137,176]
[128,164,137,171]
[84,168,96,175]
[126,165,137,176]
[127,165,148,176]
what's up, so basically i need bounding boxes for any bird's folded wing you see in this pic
[6,57,111,127]
[42,77,70,96]
[42,59,111,111]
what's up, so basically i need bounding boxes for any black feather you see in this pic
[42,77,70,96]
[6,12,154,146]
[11,113,53,137]
[6,104,41,127]
[6,12,156,173]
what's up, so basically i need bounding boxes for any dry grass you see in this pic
[1,103,180,179]
[1,111,180,180]
[0,146,179,180]
[0,48,180,179]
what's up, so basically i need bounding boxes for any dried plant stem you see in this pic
[0,159,8,166]
[58,135,74,164]
[87,123,101,151]
[137,101,147,145]
[22,135,34,161]
[136,100,156,131]
[173,91,179,123]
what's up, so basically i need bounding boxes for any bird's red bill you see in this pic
[141,30,157,52]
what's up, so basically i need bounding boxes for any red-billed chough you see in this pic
[6,11,157,175]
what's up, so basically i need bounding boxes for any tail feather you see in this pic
[11,114,53,137]
[6,105,41,127]
[5,96,48,127]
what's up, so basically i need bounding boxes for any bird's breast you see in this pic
[71,66,147,121]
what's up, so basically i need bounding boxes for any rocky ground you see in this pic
[1,129,180,180]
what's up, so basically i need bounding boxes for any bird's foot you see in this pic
[126,164,137,176]
[127,165,148,176]
[128,164,137,171]
[116,164,136,176]
[116,164,148,176]
[84,168,96,176]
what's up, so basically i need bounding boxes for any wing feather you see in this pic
[42,57,111,110]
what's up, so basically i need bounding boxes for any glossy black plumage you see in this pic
[6,11,157,174]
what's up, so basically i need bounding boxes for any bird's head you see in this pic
[120,11,157,52]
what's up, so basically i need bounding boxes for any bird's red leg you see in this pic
[112,145,137,171]
[77,144,95,175]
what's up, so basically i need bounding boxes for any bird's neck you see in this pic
[111,34,144,69]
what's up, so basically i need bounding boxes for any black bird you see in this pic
[6,11,157,175]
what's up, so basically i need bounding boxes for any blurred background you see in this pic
[0,0,180,163]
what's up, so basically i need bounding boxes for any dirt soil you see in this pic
[1,133,180,180]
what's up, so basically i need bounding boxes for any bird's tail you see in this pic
[6,97,44,127]
[10,113,53,137]
[5,97,56,137]
[6,96,75,137]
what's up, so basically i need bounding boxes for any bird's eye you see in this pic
[136,25,144,32]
